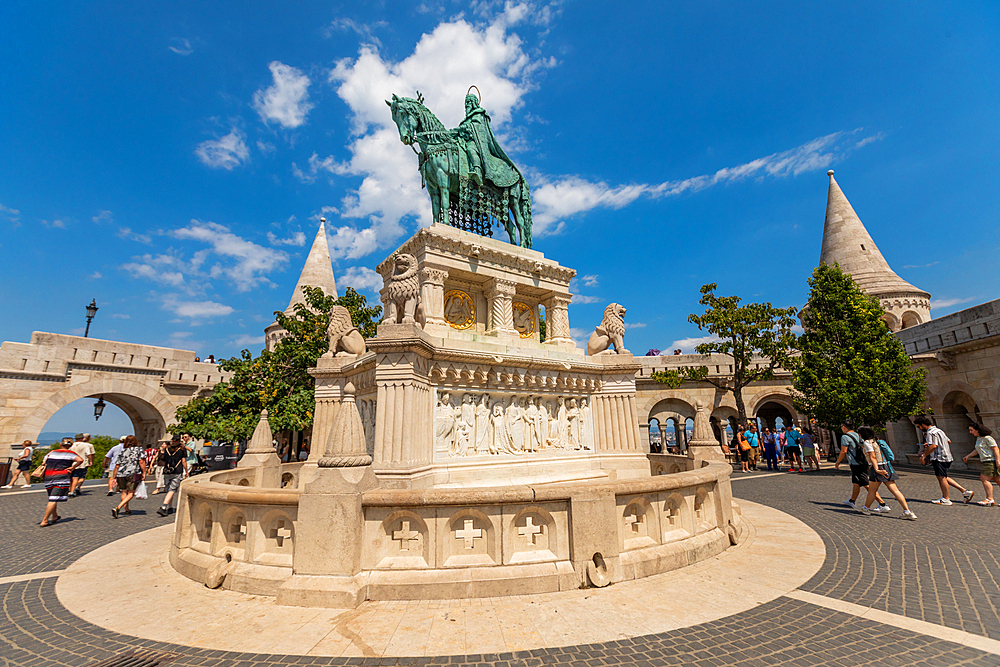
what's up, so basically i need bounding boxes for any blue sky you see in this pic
[3,1,999,384]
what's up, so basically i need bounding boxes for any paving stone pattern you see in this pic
[0,468,998,666]
[734,466,1000,640]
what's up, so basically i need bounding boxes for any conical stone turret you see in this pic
[820,171,931,331]
[265,218,340,351]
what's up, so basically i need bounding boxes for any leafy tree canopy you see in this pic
[170,286,381,442]
[652,283,798,426]
[791,263,925,427]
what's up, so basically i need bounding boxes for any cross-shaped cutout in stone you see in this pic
[269,520,293,548]
[455,519,482,549]
[229,517,247,544]
[624,506,644,534]
[392,520,420,551]
[666,504,680,528]
[518,515,543,545]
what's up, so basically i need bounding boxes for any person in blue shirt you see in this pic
[784,424,803,472]
[743,423,761,471]
[761,427,779,471]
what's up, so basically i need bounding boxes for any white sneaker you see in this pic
[963,490,975,503]
[903,511,917,520]
[0,485,12,489]
[20,484,31,488]
[860,505,872,515]
[931,498,953,505]
[875,504,892,513]
[842,499,857,509]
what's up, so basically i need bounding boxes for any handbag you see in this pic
[134,481,148,500]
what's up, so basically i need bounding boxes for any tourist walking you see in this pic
[914,416,974,505]
[776,427,787,468]
[156,436,188,517]
[111,435,147,518]
[32,441,83,527]
[762,427,779,471]
[736,424,751,473]
[104,436,124,496]
[801,428,821,471]
[149,440,167,494]
[835,420,888,511]
[69,433,95,497]
[856,426,917,520]
[962,422,1000,507]
[3,440,35,489]
[744,422,761,471]
[784,424,803,472]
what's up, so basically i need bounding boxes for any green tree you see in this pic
[652,283,798,427]
[170,287,381,441]
[88,435,119,479]
[791,263,925,427]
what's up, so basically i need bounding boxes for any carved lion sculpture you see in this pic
[587,303,628,356]
[326,305,367,357]
[385,252,423,325]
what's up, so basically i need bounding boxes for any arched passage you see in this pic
[939,390,981,459]
[900,311,922,329]
[17,378,176,447]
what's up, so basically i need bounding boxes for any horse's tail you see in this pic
[519,179,533,248]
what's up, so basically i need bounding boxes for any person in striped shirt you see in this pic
[35,443,84,527]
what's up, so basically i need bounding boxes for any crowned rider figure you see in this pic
[456,89,520,188]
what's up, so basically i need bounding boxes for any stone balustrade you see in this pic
[170,457,735,603]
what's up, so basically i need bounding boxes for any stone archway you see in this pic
[900,311,922,329]
[18,378,177,447]
[939,389,981,459]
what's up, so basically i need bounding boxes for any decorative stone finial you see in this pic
[318,381,372,468]
[320,216,326,223]
[245,409,274,455]
[827,170,834,177]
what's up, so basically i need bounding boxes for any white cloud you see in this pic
[123,253,186,286]
[626,322,647,329]
[117,227,152,244]
[171,220,288,291]
[162,294,235,319]
[257,140,277,155]
[110,314,131,319]
[1,204,21,227]
[930,296,977,310]
[568,327,589,349]
[902,261,939,269]
[339,266,382,293]
[92,210,113,224]
[570,294,602,305]
[581,274,599,287]
[267,230,306,246]
[195,128,249,170]
[90,271,102,279]
[253,62,313,129]
[667,334,721,354]
[319,9,553,259]
[531,129,884,234]
[230,333,265,348]
[169,37,193,55]
[40,218,67,229]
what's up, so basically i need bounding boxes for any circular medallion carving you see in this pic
[512,302,535,338]
[444,290,476,330]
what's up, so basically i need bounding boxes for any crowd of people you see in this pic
[3,432,218,527]
[729,415,1000,521]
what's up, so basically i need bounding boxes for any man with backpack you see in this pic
[914,415,974,505]
[835,420,889,511]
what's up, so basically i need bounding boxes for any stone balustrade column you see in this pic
[543,295,572,344]
[420,266,448,327]
[485,278,518,336]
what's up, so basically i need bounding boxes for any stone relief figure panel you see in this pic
[444,289,476,330]
[433,390,595,458]
[358,397,376,457]
[512,301,535,338]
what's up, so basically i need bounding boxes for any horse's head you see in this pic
[386,94,419,146]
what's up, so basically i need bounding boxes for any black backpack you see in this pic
[844,432,865,466]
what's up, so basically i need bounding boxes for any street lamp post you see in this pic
[84,299,99,338]
[94,396,106,421]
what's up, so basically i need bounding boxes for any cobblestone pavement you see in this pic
[0,468,998,666]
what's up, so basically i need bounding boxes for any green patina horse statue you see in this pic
[387,92,533,249]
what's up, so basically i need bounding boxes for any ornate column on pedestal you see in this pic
[687,400,724,462]
[420,266,448,327]
[543,295,572,345]
[485,278,517,337]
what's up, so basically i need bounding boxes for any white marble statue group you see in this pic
[435,391,594,458]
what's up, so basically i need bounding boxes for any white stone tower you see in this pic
[820,170,931,331]
[264,218,339,351]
